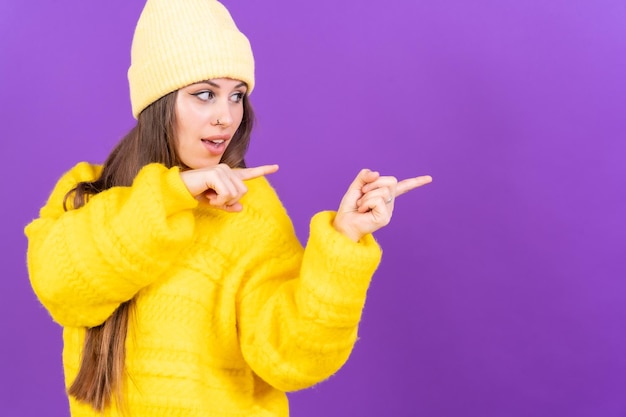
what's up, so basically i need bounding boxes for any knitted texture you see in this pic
[25,163,382,416]
[128,0,255,118]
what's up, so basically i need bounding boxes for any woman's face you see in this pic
[174,78,247,169]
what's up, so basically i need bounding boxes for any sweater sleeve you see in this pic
[24,162,199,328]
[236,180,382,392]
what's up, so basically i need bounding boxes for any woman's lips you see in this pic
[202,134,230,156]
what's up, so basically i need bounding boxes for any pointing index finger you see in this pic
[396,175,433,197]
[235,164,280,181]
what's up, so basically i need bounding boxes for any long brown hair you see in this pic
[65,90,255,412]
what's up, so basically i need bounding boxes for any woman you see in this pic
[25,0,432,416]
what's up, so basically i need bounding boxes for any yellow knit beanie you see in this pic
[128,0,255,119]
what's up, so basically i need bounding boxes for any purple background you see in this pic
[2,0,625,416]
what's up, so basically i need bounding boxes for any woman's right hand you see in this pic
[180,163,279,212]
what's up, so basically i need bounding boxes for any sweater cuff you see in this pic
[300,211,382,320]
[139,164,199,214]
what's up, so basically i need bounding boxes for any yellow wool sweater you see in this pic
[25,162,382,416]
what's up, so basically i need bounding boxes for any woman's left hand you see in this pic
[333,169,432,242]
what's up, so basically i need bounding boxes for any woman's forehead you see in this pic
[187,78,247,88]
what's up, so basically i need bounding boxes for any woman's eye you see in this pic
[231,92,244,103]
[194,91,214,101]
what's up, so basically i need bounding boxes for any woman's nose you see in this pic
[212,101,233,127]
